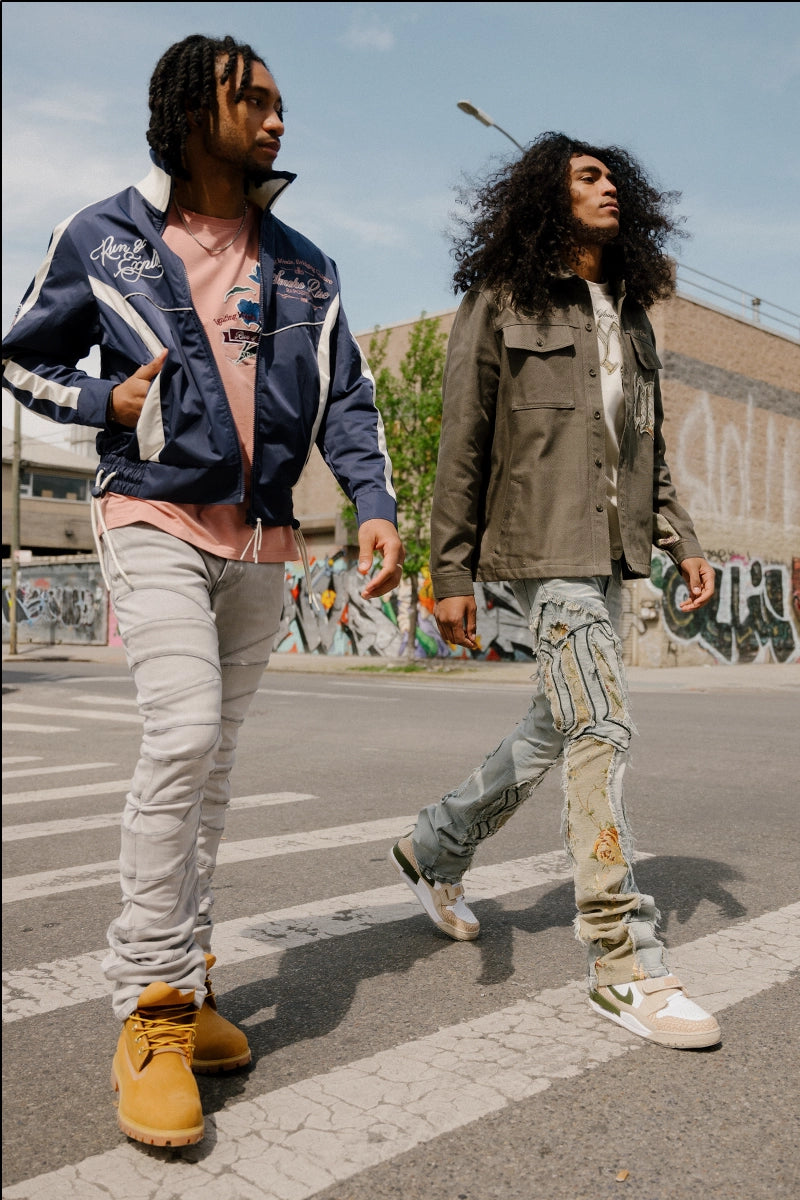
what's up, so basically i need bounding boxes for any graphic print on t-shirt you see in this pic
[594,299,621,376]
[218,262,262,365]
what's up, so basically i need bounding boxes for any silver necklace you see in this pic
[175,200,248,254]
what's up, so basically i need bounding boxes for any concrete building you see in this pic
[2,428,97,557]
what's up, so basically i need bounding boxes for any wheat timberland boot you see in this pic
[192,953,252,1074]
[111,982,204,1146]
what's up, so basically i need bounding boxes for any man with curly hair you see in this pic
[391,133,721,1051]
[3,34,403,1144]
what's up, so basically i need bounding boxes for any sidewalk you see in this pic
[4,641,799,691]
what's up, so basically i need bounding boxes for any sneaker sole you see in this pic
[589,995,721,1049]
[389,843,479,941]
[111,1069,204,1146]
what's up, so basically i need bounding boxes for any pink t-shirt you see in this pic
[100,202,297,563]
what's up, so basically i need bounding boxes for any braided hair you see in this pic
[147,34,265,179]
[452,131,687,315]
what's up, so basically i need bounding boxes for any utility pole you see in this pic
[8,401,21,654]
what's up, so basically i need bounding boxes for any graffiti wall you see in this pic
[2,559,108,645]
[648,552,800,664]
[273,553,535,660]
[5,550,798,664]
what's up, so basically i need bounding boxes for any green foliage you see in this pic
[368,313,447,578]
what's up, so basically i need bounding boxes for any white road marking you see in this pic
[2,756,41,765]
[257,688,398,701]
[2,779,131,806]
[2,761,117,780]
[2,793,319,842]
[2,850,578,1020]
[2,723,78,734]
[1,815,419,902]
[3,905,797,1200]
[73,694,138,707]
[4,702,142,724]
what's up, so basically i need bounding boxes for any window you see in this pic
[19,471,90,502]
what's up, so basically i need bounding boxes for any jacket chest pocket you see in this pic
[501,323,576,409]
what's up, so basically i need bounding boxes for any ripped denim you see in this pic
[413,569,667,988]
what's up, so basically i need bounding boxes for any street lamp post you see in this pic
[457,100,524,152]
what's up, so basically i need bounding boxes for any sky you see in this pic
[3,0,799,444]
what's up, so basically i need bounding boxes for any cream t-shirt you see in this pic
[586,279,624,560]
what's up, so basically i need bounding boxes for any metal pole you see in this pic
[9,401,21,655]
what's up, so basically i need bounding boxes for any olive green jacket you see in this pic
[430,278,703,600]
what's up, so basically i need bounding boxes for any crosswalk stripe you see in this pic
[2,779,131,806]
[3,702,142,724]
[2,761,117,780]
[2,723,78,734]
[1,850,579,1021]
[2,816,419,903]
[3,904,797,1200]
[1,792,319,842]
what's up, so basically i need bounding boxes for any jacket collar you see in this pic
[135,155,296,216]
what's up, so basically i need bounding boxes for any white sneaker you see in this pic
[390,837,480,941]
[590,975,721,1049]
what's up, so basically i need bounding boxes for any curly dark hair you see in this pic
[147,34,267,179]
[452,131,687,314]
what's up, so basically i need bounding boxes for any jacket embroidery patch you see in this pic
[633,374,655,437]
[89,236,164,282]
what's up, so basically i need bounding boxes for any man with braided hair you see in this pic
[3,34,403,1145]
[390,133,722,1051]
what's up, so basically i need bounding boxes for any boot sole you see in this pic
[111,1069,204,1146]
[192,1049,252,1074]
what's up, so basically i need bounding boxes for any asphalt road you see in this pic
[2,657,799,1200]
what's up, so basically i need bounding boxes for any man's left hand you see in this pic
[678,556,715,611]
[357,519,405,598]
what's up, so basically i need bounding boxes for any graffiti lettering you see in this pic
[651,552,799,664]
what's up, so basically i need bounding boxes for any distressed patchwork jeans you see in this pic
[413,569,668,988]
[100,524,284,1019]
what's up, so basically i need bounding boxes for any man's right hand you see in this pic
[434,594,478,651]
[108,349,167,427]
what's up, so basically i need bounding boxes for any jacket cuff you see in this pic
[79,377,117,427]
[355,490,397,526]
[664,537,705,566]
[430,572,476,601]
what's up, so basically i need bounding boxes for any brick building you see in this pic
[293,290,800,665]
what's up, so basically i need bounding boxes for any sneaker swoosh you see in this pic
[608,985,633,1005]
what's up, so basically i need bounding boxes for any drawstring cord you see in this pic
[90,469,132,592]
[293,528,321,612]
[240,517,263,564]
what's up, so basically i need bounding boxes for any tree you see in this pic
[363,314,448,661]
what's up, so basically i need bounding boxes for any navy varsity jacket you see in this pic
[1,159,397,530]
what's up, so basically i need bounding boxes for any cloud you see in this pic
[2,117,140,234]
[339,22,395,52]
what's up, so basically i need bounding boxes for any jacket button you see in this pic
[594,410,602,419]
[596,504,604,512]
[585,322,592,331]
[536,338,544,346]
[589,368,597,377]
[595,457,602,467]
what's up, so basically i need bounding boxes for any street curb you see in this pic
[3,644,799,691]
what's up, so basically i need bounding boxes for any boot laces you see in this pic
[203,974,219,1011]
[133,1005,197,1057]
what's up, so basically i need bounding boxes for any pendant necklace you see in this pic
[175,200,248,255]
